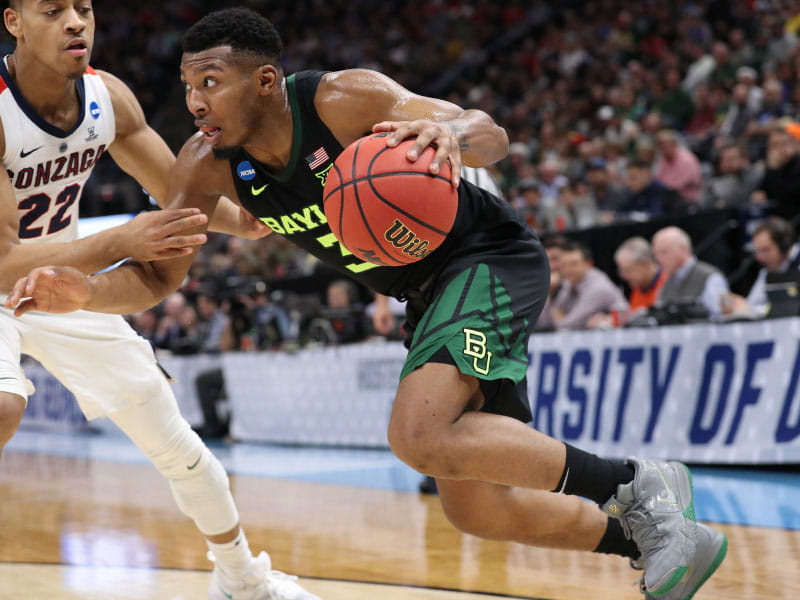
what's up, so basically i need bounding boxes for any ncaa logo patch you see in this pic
[89,101,100,119]
[237,161,256,181]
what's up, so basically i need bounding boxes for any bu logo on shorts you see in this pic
[463,328,492,375]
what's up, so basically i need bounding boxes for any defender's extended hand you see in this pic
[119,208,209,262]
[4,266,91,317]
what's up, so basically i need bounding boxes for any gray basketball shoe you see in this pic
[632,523,728,600]
[601,458,699,597]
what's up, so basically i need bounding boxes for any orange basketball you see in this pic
[323,132,458,266]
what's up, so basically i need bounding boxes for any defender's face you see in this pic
[181,46,261,156]
[4,0,94,79]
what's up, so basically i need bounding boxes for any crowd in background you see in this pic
[7,0,798,352]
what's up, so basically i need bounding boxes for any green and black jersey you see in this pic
[227,70,535,300]
[227,70,549,420]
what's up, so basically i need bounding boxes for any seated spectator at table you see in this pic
[652,226,730,319]
[587,237,665,329]
[751,125,800,220]
[615,236,667,312]
[705,142,764,209]
[545,241,628,330]
[617,159,685,220]
[721,217,800,317]
[654,129,704,203]
[536,234,571,330]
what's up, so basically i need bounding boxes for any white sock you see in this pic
[207,529,253,579]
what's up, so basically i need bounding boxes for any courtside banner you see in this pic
[527,317,800,463]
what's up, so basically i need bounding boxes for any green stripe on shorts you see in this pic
[401,263,529,382]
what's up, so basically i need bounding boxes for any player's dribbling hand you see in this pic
[120,208,209,262]
[4,266,91,317]
[372,119,462,187]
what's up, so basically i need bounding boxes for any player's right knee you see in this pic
[387,416,452,477]
[0,392,26,447]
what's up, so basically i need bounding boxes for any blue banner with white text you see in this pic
[528,317,800,463]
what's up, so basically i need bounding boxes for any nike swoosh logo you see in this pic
[186,452,203,470]
[19,146,43,158]
[251,183,269,196]
[656,465,679,505]
[555,467,570,494]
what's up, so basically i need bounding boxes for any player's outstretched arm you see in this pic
[6,135,227,316]
[0,160,208,294]
[100,70,269,239]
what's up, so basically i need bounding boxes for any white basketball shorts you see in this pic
[0,298,171,420]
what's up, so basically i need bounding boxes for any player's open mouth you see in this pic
[65,39,88,57]
[199,126,221,144]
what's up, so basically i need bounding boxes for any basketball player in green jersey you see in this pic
[8,8,726,599]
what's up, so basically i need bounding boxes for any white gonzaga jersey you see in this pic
[1,57,115,245]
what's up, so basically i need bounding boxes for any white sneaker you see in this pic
[209,551,322,600]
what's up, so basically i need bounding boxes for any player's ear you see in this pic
[256,64,279,96]
[4,7,21,39]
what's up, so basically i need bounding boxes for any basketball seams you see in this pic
[347,138,406,266]
[367,144,455,236]
[323,133,457,266]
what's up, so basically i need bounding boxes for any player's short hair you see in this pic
[182,7,283,68]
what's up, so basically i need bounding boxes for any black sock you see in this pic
[551,443,635,504]
[594,517,640,559]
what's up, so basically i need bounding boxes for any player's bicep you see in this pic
[319,70,462,141]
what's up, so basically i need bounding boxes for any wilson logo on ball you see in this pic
[323,133,458,267]
[385,219,431,259]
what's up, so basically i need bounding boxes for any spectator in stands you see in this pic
[584,157,625,223]
[718,83,756,143]
[308,279,368,345]
[652,226,729,319]
[706,142,764,209]
[536,158,568,209]
[154,291,189,351]
[248,282,295,350]
[498,141,532,194]
[656,67,695,130]
[615,237,667,313]
[545,181,598,232]
[735,66,763,113]
[546,241,628,330]
[195,289,230,353]
[751,125,800,220]
[130,309,159,349]
[587,237,665,329]
[654,129,703,203]
[512,177,544,231]
[721,217,800,317]
[617,159,685,220]
[537,233,571,329]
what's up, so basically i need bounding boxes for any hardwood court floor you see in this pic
[1,445,799,599]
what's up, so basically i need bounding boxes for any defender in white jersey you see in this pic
[0,2,317,600]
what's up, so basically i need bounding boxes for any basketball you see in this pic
[323,132,458,266]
